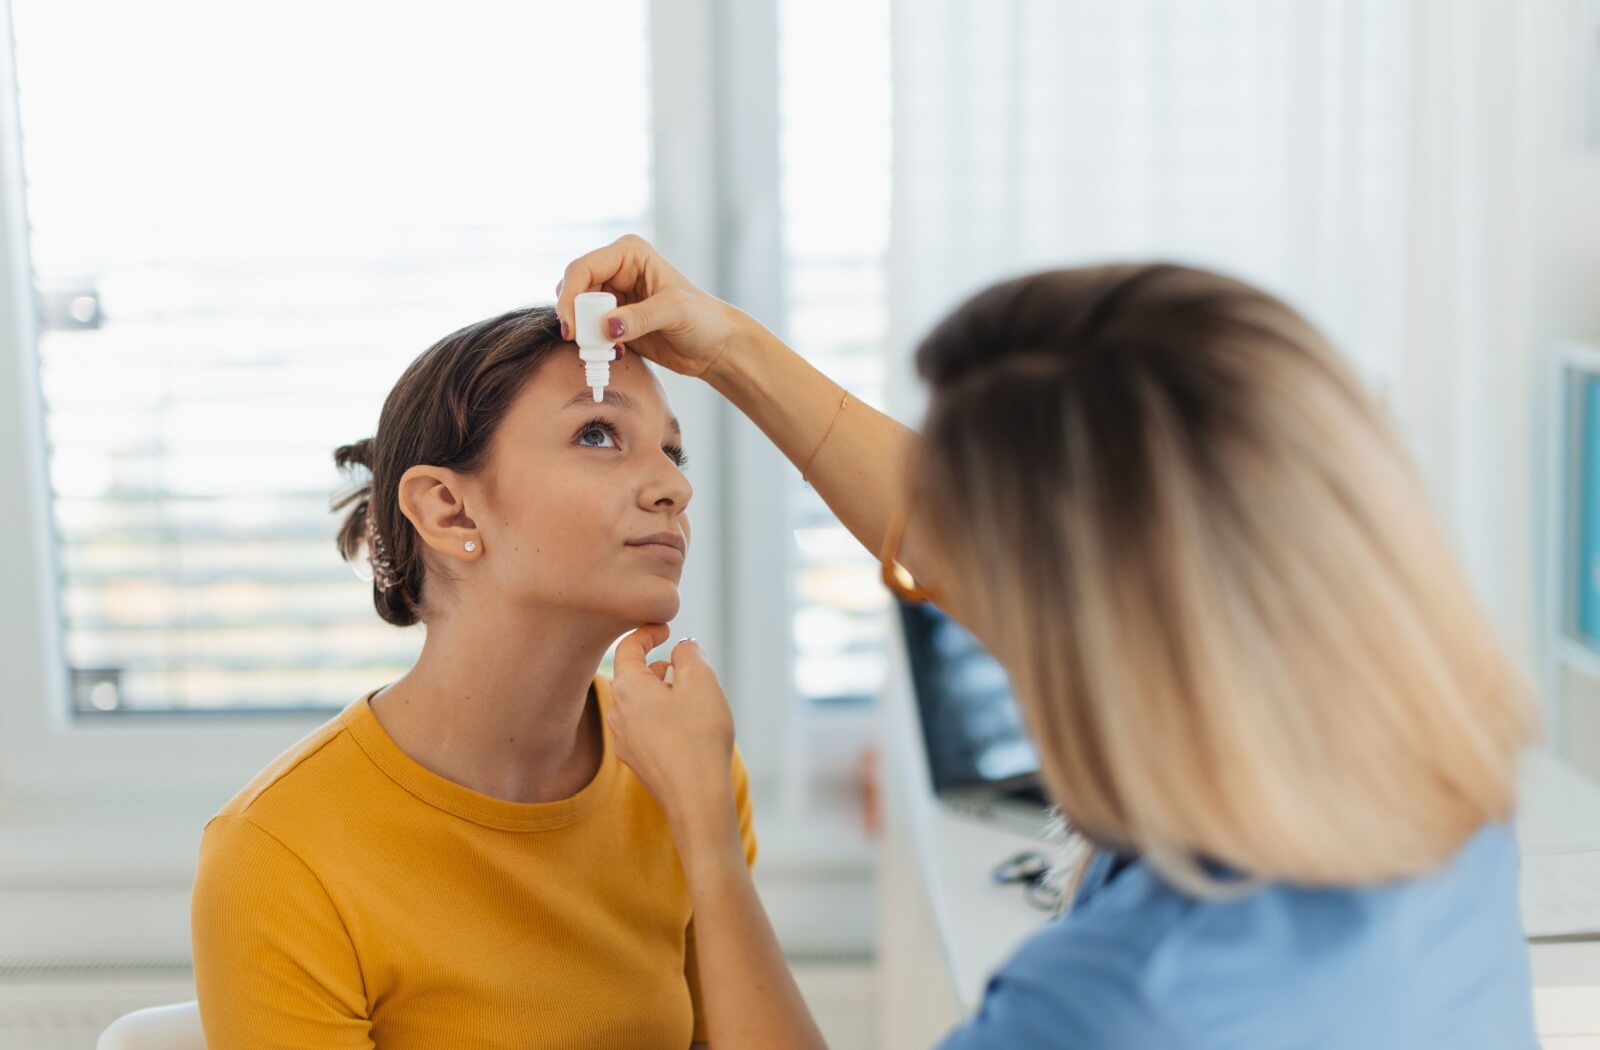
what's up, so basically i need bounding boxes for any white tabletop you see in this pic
[907,799,1054,1009]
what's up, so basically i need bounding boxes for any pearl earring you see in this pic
[464,541,477,553]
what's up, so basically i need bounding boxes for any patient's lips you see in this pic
[626,531,686,563]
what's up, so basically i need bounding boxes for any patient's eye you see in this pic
[577,418,620,450]
[575,416,687,470]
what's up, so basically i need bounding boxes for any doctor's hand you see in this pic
[609,624,741,849]
[555,235,759,382]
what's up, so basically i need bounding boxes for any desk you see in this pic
[874,657,1600,1049]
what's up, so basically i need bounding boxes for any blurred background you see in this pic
[1,1,1599,1046]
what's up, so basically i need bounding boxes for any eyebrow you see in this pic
[563,389,681,437]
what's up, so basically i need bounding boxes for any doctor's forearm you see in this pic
[706,320,939,584]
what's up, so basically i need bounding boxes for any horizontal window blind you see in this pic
[13,0,653,713]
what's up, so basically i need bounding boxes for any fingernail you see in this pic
[608,318,626,339]
[614,347,623,360]
[561,320,571,341]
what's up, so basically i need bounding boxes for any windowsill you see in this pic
[0,794,216,890]
[749,790,879,958]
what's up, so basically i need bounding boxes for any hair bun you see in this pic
[334,437,375,473]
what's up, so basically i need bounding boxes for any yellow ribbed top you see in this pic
[191,674,756,1049]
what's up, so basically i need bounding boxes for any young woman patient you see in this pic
[190,305,754,1049]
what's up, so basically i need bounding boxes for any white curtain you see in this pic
[888,0,1531,654]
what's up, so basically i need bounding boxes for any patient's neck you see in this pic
[368,593,619,805]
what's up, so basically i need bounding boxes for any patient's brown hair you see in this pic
[332,306,565,627]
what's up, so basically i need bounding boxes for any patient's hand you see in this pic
[555,235,758,382]
[609,624,740,847]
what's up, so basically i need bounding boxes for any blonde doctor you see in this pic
[557,237,1539,1050]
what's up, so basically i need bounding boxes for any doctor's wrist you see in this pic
[703,307,784,393]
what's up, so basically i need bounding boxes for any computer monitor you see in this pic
[895,598,1045,806]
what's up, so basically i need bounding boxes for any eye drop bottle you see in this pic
[573,291,617,402]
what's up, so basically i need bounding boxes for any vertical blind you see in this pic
[890,0,1413,400]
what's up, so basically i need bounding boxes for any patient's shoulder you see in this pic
[207,699,368,835]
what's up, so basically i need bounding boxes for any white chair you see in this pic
[96,1000,207,1050]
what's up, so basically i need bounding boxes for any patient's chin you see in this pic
[626,587,681,626]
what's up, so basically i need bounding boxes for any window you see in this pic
[756,0,894,808]
[779,0,892,713]
[12,0,653,713]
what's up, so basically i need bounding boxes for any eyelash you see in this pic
[576,416,689,470]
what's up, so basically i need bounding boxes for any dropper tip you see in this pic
[593,386,604,402]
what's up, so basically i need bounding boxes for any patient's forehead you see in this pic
[500,350,677,435]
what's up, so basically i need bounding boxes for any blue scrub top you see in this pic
[936,823,1536,1049]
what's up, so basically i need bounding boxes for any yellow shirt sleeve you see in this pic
[191,813,375,1050]
[687,746,760,1042]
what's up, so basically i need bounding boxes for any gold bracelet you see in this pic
[801,393,850,486]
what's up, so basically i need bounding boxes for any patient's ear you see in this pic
[397,464,483,561]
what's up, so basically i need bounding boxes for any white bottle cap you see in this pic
[573,291,617,402]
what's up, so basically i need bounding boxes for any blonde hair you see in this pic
[913,264,1538,891]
